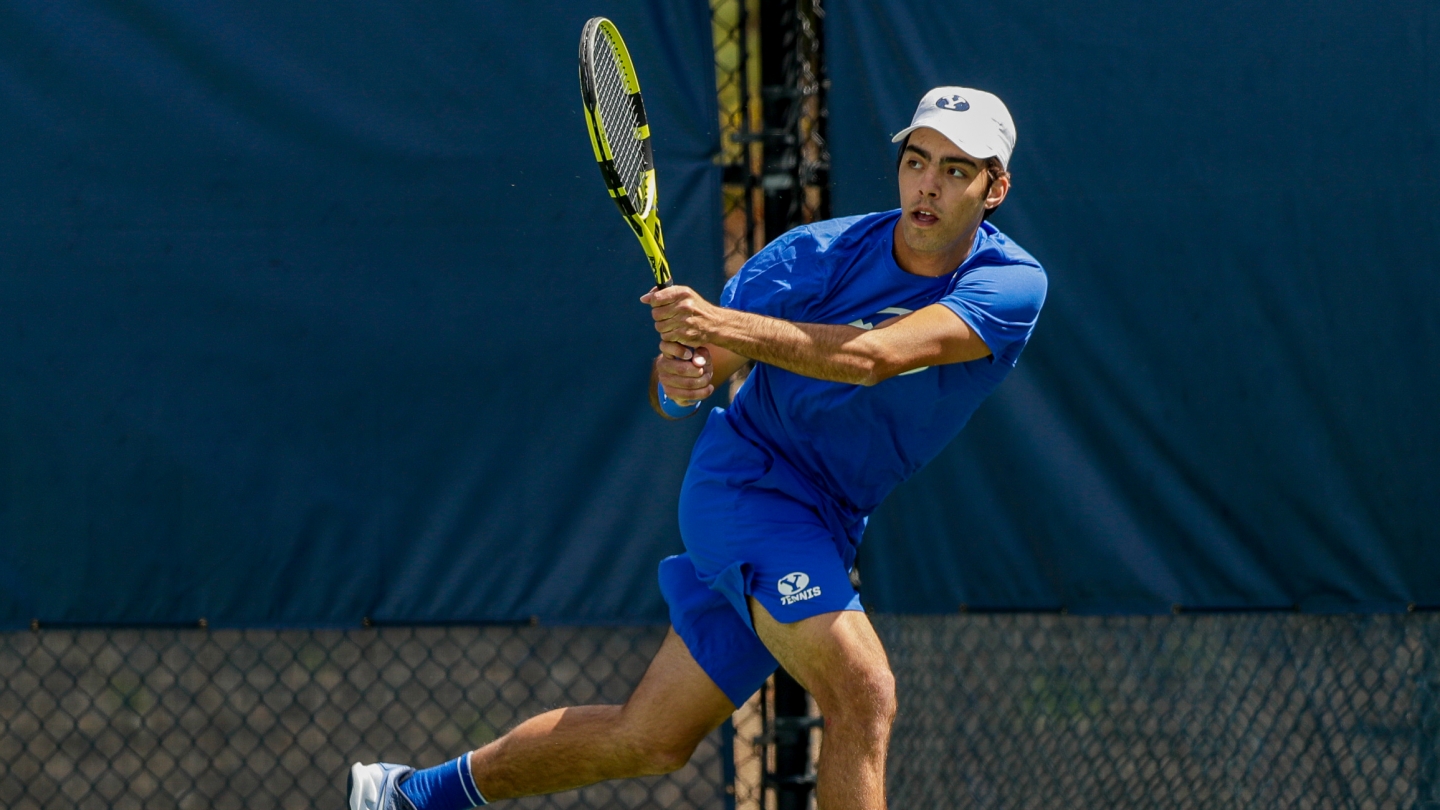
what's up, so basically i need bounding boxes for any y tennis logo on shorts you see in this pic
[936,94,970,111]
[777,572,822,606]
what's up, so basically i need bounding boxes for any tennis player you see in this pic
[350,86,1046,810]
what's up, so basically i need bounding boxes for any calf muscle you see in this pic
[469,630,735,801]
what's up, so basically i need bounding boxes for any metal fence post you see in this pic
[758,0,828,805]
[760,0,800,245]
[770,668,821,808]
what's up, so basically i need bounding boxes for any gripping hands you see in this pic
[656,342,715,406]
[642,285,722,410]
[643,286,754,416]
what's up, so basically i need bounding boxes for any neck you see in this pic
[891,220,980,278]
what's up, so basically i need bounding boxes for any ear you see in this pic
[984,172,1011,210]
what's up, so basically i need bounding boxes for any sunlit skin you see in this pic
[448,134,1016,810]
[643,126,1009,407]
[892,126,1009,277]
[586,128,1014,810]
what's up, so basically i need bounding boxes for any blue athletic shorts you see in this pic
[659,411,865,708]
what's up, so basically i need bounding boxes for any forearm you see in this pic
[646,285,990,388]
[707,309,888,386]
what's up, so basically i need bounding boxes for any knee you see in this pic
[612,710,703,777]
[817,664,896,732]
[862,666,898,727]
[626,735,698,776]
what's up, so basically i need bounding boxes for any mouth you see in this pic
[909,207,939,226]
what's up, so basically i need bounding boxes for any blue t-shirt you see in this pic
[702,209,1046,534]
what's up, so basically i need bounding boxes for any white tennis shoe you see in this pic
[347,762,418,810]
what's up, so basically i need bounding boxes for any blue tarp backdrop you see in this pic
[0,0,722,626]
[834,0,1440,613]
[3,0,1438,627]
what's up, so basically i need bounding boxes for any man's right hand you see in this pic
[656,341,715,405]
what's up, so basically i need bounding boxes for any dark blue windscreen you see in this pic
[831,0,1440,613]
[0,1,721,626]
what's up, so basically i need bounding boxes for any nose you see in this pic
[917,167,940,198]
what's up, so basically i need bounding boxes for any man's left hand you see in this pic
[641,286,725,347]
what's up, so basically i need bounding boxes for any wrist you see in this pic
[703,307,743,353]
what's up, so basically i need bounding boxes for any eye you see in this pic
[907,158,922,169]
[948,167,967,178]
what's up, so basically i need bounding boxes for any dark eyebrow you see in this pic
[903,143,932,162]
[902,143,979,170]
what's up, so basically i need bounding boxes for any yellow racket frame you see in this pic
[579,17,672,288]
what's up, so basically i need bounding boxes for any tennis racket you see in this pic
[578,17,671,289]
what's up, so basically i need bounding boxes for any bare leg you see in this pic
[468,629,735,801]
[749,599,896,810]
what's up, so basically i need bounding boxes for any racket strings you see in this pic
[591,40,648,212]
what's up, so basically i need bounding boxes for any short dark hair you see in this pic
[895,135,1010,221]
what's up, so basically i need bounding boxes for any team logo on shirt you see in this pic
[847,307,929,376]
[778,572,822,606]
[847,306,912,331]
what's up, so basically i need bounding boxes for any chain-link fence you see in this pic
[712,0,761,279]
[782,0,828,230]
[877,612,1440,809]
[5,615,1437,809]
[0,625,728,810]
[712,0,828,272]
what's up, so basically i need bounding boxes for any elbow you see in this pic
[856,350,903,387]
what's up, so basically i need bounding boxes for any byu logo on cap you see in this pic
[936,93,970,111]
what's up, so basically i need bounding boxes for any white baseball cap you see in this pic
[891,87,1017,169]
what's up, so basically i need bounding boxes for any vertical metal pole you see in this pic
[770,669,819,809]
[719,717,738,810]
[759,0,822,806]
[760,0,799,245]
[739,0,757,260]
[806,0,830,224]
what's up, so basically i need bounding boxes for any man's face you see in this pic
[895,127,1007,258]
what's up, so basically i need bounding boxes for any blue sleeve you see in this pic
[939,261,1048,366]
[720,230,822,321]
